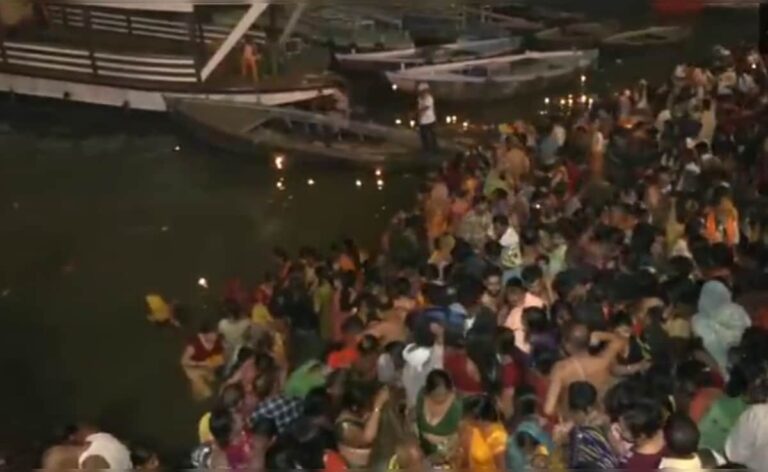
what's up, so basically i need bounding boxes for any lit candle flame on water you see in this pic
[580,74,586,83]
[391,84,398,91]
[395,118,402,125]
[198,277,208,289]
[409,120,415,128]
[544,97,550,105]
[355,179,362,187]
[307,178,315,186]
[274,154,285,170]
[375,168,382,177]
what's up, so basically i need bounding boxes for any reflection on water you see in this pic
[0,0,759,464]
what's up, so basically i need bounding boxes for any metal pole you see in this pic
[83,7,98,76]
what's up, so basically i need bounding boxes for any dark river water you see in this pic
[0,1,757,465]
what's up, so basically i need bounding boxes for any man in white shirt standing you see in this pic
[417,82,438,153]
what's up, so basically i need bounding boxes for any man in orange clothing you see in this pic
[241,40,260,83]
[704,188,739,246]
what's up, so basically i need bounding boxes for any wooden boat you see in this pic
[168,98,458,166]
[602,26,690,50]
[702,0,758,9]
[297,8,413,51]
[386,49,599,102]
[1,1,340,111]
[535,22,619,50]
[491,3,586,25]
[335,37,522,73]
[461,7,545,34]
[401,12,511,44]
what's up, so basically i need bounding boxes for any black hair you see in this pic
[521,264,544,288]
[273,246,289,262]
[492,214,509,227]
[568,381,598,413]
[129,444,157,468]
[383,341,406,371]
[411,315,436,347]
[467,335,501,394]
[357,334,380,356]
[484,241,502,259]
[709,242,734,269]
[251,417,278,439]
[531,346,559,375]
[513,385,539,419]
[619,399,664,440]
[663,413,700,457]
[303,387,332,420]
[424,369,454,395]
[610,311,633,330]
[218,383,245,410]
[209,407,234,448]
[198,318,217,334]
[605,380,644,422]
[463,394,500,422]
[341,381,376,413]
[522,306,549,334]
[496,328,517,357]
[505,277,525,291]
[483,265,503,281]
[456,278,485,307]
[341,316,365,335]
[550,299,573,324]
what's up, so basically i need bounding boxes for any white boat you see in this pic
[0,1,340,111]
[334,37,522,72]
[386,49,599,101]
[535,22,619,50]
[602,26,690,50]
[702,0,758,9]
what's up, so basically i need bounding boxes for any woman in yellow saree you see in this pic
[458,395,508,472]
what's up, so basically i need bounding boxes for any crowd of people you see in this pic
[38,44,768,470]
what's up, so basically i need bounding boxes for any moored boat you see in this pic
[334,37,522,73]
[385,49,599,102]
[168,98,458,166]
[602,26,690,50]
[490,3,586,26]
[0,1,341,111]
[535,22,619,50]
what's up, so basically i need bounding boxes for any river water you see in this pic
[0,2,757,465]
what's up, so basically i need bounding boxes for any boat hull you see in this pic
[168,99,456,168]
[0,71,338,111]
[335,37,522,73]
[386,50,598,102]
[601,27,690,51]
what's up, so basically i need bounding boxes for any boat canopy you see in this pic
[49,0,272,13]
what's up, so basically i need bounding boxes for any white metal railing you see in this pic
[45,4,304,55]
[1,39,199,84]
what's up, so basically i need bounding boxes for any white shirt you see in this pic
[418,93,436,125]
[552,124,567,147]
[499,227,521,269]
[725,404,768,471]
[78,433,133,470]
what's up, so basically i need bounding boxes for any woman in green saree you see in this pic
[416,369,463,465]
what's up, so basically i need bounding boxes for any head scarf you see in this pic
[692,280,751,376]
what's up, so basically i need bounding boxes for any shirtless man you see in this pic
[543,321,630,419]
[496,136,530,189]
[42,425,132,470]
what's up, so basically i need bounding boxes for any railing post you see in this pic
[83,7,98,76]
[62,6,69,27]
[188,9,202,86]
[126,13,133,35]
